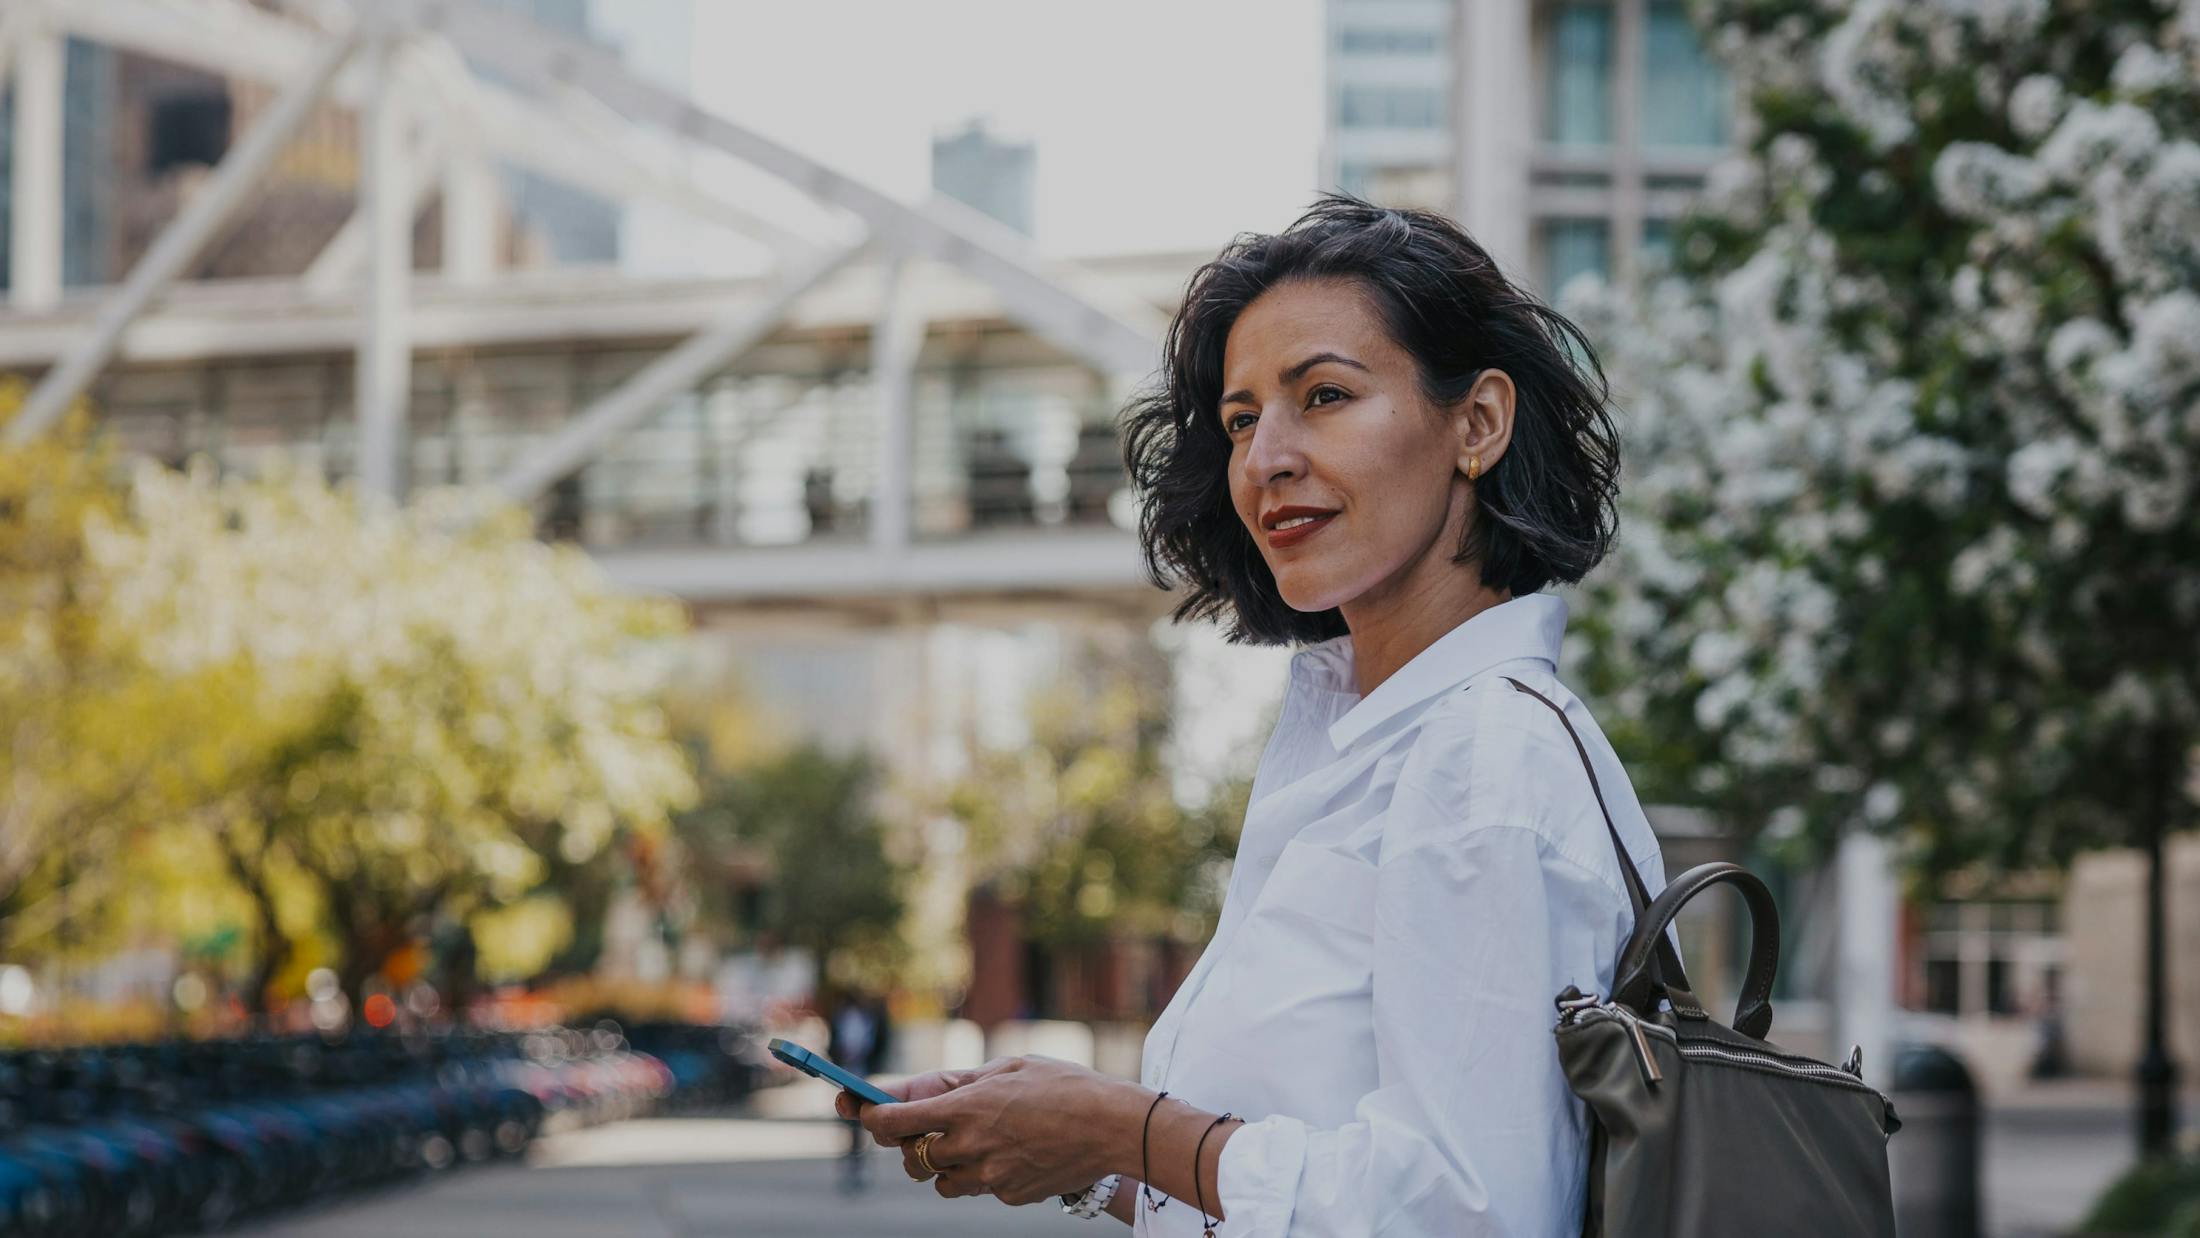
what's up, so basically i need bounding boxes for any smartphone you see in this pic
[768,1037,899,1108]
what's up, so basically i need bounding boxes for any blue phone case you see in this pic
[768,1037,899,1107]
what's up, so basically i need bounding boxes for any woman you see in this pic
[838,195,1669,1236]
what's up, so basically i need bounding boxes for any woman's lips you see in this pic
[1265,511,1337,549]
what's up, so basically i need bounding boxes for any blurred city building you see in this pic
[1325,0,1730,295]
[931,119,1035,238]
[0,3,623,298]
[0,36,118,291]
[478,0,621,265]
[1322,0,1455,213]
[2064,840,2200,1082]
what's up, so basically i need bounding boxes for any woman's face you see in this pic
[1219,276,1511,622]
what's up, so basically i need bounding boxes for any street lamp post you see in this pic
[2136,727,2182,1158]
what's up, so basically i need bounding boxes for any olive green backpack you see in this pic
[1501,677,1903,1237]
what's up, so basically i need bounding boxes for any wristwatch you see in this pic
[1060,1172,1122,1218]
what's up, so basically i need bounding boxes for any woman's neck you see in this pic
[1337,478,1515,698]
[1342,579,1514,700]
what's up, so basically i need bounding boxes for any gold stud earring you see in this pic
[1468,455,1481,481]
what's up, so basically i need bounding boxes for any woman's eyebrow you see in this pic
[1219,352,1372,409]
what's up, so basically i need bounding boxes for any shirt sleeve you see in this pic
[1211,698,1637,1236]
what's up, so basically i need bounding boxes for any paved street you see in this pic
[1978,1083,2195,1238]
[225,1078,2185,1237]
[234,1118,1091,1237]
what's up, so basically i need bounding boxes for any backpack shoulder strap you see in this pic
[1494,675,1697,1015]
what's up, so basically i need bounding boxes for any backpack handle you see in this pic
[1614,861,1781,1040]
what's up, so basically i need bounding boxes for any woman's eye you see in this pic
[1309,386,1347,406]
[1225,413,1255,432]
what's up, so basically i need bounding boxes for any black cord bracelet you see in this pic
[1140,1090,1169,1212]
[1193,1111,1235,1236]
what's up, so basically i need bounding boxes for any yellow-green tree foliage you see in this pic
[81,460,697,1006]
[0,381,273,963]
[942,628,1243,950]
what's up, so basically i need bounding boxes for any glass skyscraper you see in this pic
[1325,0,1732,296]
[1,37,118,292]
[1322,0,1455,211]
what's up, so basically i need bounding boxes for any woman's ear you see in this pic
[1453,369,1517,476]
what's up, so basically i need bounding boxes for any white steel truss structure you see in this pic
[0,0,1170,536]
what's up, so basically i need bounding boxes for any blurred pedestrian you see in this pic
[827,986,892,1194]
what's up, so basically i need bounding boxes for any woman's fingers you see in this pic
[852,1066,990,1146]
[894,1070,968,1104]
[900,1130,968,1183]
[842,1057,1027,1151]
[918,1135,990,1199]
[858,1086,972,1152]
[899,1135,925,1180]
[933,1166,990,1199]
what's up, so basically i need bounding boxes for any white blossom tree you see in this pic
[1565,0,2200,1153]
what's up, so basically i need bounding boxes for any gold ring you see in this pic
[914,1130,942,1176]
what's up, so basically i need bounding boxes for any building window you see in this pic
[1339,85,1445,130]
[1643,1,1728,148]
[1542,218,1611,294]
[1544,2,1612,147]
[1642,217,1674,266]
[1918,899,2063,1020]
[148,93,231,174]
[1338,28,1442,55]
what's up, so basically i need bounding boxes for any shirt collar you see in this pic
[1290,592,1570,753]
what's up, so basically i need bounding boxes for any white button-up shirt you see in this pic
[1135,591,1668,1237]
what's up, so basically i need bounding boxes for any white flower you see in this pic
[1815,764,1867,794]
[2094,141,2200,294]
[1950,526,2035,597]
[2120,465,2190,532]
[1766,805,1806,839]
[1821,0,1919,150]
[1876,716,1916,752]
[2111,42,2183,97]
[1863,781,1903,824]
[1934,142,2047,220]
[2129,290,2200,400]
[1689,630,1751,679]
[2007,437,2081,517]
[1694,673,1754,730]
[2037,100,2162,184]
[1951,265,1984,312]
[2046,317,2119,388]
[1701,155,1767,225]
[2008,73,2066,139]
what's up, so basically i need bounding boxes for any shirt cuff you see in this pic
[1215,1113,1307,1234]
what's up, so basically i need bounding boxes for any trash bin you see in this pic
[1888,1042,1981,1238]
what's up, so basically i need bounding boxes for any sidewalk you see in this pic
[254,1072,2166,1238]
[1980,1079,2198,1238]
[230,1123,1080,1237]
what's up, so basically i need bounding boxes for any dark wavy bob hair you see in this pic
[1119,194,1622,647]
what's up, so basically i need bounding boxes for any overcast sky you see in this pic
[599,0,1327,266]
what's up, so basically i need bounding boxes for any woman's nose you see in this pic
[1242,412,1307,484]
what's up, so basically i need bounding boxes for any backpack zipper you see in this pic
[1556,986,1661,1086]
[1555,986,1884,1098]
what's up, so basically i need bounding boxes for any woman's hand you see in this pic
[830,1059,1005,1129]
[833,1057,1017,1187]
[845,1055,1146,1207]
